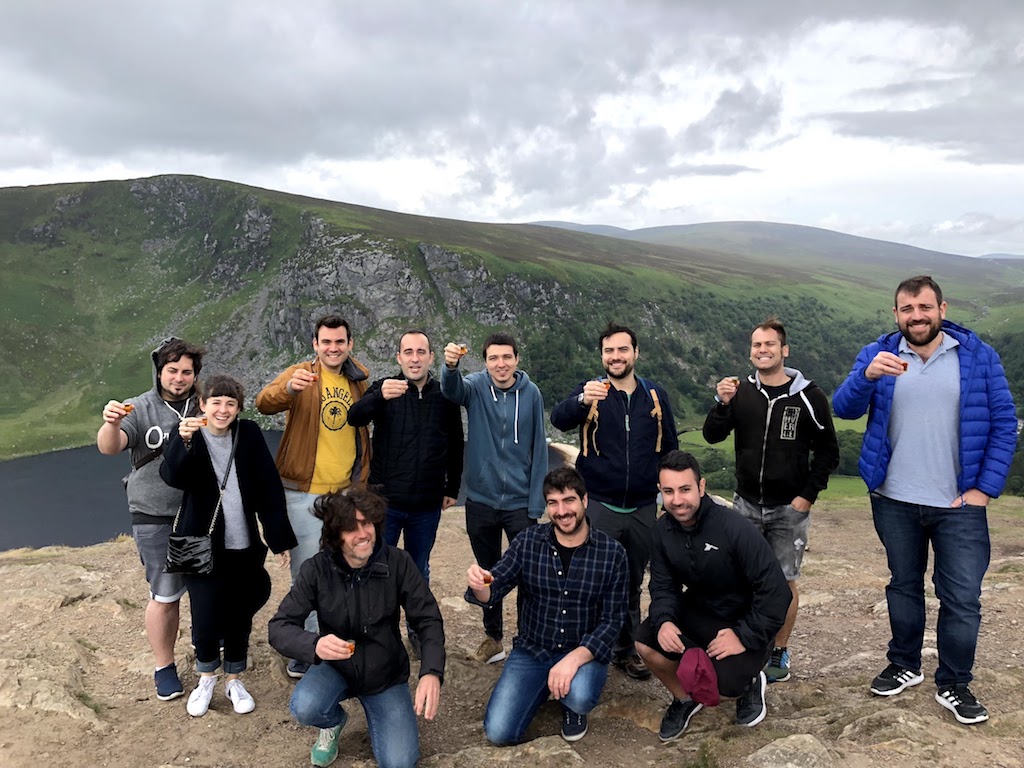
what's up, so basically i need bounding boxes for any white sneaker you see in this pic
[225,678,256,714]
[186,675,218,717]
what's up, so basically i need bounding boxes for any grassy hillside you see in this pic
[1,175,1021,463]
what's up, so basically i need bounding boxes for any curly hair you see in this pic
[313,486,387,554]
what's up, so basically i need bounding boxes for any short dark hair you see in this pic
[399,329,432,352]
[894,275,943,306]
[598,322,637,351]
[543,467,587,502]
[314,487,387,554]
[658,449,703,481]
[752,316,787,347]
[483,332,519,358]
[155,338,205,377]
[313,315,353,341]
[200,374,245,410]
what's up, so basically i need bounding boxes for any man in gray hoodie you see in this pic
[442,332,548,664]
[97,337,204,702]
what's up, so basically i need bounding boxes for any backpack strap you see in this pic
[641,378,664,453]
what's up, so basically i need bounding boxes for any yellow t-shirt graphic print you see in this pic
[310,367,357,494]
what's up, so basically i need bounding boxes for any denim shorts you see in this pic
[133,523,186,602]
[732,495,809,580]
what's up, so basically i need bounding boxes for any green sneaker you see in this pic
[310,724,343,767]
[765,647,791,683]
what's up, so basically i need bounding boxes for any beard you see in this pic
[604,361,635,381]
[554,513,586,536]
[899,317,942,347]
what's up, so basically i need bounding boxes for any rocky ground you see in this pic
[2,493,1023,768]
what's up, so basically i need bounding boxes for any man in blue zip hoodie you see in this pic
[833,275,1017,726]
[551,322,678,680]
[442,332,548,664]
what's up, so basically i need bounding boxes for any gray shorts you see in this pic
[732,495,808,580]
[133,523,187,603]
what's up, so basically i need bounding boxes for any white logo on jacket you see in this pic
[704,543,719,552]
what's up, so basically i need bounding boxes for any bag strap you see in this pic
[132,446,164,472]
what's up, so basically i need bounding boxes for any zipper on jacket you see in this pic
[622,392,631,507]
[757,395,779,505]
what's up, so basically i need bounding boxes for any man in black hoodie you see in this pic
[702,317,839,684]
[636,451,791,742]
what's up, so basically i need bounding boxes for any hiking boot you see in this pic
[310,724,343,767]
[561,705,588,742]
[870,663,924,696]
[659,697,703,742]
[735,671,767,727]
[154,662,184,701]
[613,652,652,681]
[765,647,791,683]
[186,675,218,717]
[225,678,255,714]
[936,684,989,724]
[472,636,506,664]
[287,659,309,679]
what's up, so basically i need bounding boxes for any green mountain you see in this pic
[2,175,1021,461]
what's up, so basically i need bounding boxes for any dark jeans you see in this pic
[384,505,443,582]
[465,499,535,641]
[587,499,656,657]
[185,546,271,674]
[871,493,990,688]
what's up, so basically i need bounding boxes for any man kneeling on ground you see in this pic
[466,467,628,744]
[269,488,444,768]
[636,450,791,742]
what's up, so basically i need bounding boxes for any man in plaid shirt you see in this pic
[466,467,628,744]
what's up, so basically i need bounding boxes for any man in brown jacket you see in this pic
[256,314,370,677]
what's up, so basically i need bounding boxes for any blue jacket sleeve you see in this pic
[440,364,470,406]
[832,342,882,420]
[973,346,1018,498]
[528,386,549,519]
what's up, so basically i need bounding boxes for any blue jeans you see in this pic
[385,505,442,582]
[289,662,420,768]
[484,647,608,745]
[871,494,990,688]
[286,489,323,633]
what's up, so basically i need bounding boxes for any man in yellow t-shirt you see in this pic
[256,315,370,677]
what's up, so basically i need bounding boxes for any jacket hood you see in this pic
[753,366,811,396]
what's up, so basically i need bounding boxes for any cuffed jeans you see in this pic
[385,505,442,582]
[289,662,420,768]
[286,489,323,633]
[871,493,990,688]
[484,647,609,745]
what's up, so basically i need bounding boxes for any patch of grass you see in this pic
[74,690,103,715]
[818,475,868,501]
[75,637,98,651]
[996,563,1024,574]
[683,739,720,768]
[115,597,141,610]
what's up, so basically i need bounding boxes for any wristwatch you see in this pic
[578,392,587,407]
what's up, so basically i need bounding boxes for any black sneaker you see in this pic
[561,706,588,742]
[658,698,703,742]
[613,652,652,681]
[936,685,989,724]
[870,663,924,696]
[735,671,767,727]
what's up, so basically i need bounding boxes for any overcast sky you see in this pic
[2,1,1022,256]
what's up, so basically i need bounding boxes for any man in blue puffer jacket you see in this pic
[833,275,1017,726]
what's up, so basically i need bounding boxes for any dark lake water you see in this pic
[0,432,280,551]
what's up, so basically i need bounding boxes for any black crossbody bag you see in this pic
[165,430,239,575]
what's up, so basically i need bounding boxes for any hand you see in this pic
[547,654,583,700]
[865,351,906,381]
[178,416,206,442]
[706,628,745,660]
[287,368,318,394]
[414,674,441,720]
[380,378,410,400]
[790,496,812,513]
[443,342,465,368]
[441,496,457,510]
[580,379,610,407]
[467,564,493,594]
[275,551,291,569]
[657,621,685,654]
[315,634,355,661]
[101,399,130,425]
[715,376,740,405]
[952,489,989,508]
